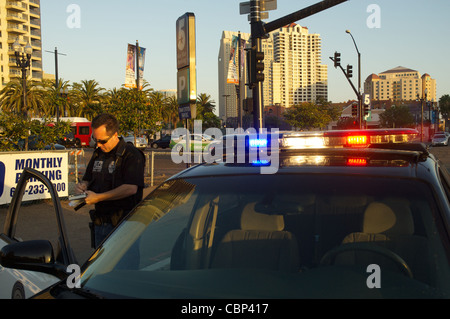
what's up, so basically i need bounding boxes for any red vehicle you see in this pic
[32,117,92,148]
[68,118,92,147]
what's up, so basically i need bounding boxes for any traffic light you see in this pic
[334,52,341,68]
[252,48,265,83]
[346,65,353,78]
[352,103,357,117]
[247,48,265,86]
[243,98,254,114]
[364,104,370,116]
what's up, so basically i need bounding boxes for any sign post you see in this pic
[176,13,197,121]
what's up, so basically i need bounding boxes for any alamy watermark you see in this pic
[66,264,81,289]
[170,121,279,175]
[66,4,81,29]
[367,4,381,29]
[366,264,381,288]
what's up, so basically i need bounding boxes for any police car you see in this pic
[1,128,450,299]
[0,168,77,299]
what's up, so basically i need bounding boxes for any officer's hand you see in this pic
[75,182,88,194]
[84,190,99,205]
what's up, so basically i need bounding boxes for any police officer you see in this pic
[76,113,145,248]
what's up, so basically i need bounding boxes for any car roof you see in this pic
[168,129,441,181]
[171,147,435,180]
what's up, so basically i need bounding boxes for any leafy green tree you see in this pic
[283,101,334,130]
[0,76,223,143]
[0,113,71,151]
[105,84,161,139]
[319,98,341,123]
[379,105,415,128]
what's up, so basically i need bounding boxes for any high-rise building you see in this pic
[364,66,437,102]
[271,23,328,107]
[218,31,251,122]
[218,24,328,124]
[0,0,43,88]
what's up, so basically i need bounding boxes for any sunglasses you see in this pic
[92,134,113,145]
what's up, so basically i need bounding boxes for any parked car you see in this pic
[122,132,148,150]
[150,135,171,149]
[16,135,66,151]
[57,132,80,148]
[432,132,449,146]
[169,133,213,153]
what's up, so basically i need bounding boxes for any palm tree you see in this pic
[197,93,216,115]
[40,79,71,118]
[196,93,220,129]
[0,79,46,118]
[71,79,105,119]
[164,95,180,129]
[149,91,166,121]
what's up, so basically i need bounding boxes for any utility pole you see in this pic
[136,40,140,90]
[250,0,264,131]
[45,47,67,122]
[346,30,362,128]
[237,32,243,128]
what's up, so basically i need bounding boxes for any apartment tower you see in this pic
[271,23,328,107]
[0,0,42,88]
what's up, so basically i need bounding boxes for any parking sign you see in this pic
[176,13,197,119]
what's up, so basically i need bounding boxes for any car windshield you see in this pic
[434,134,445,138]
[79,173,450,298]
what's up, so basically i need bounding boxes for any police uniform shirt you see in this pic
[83,138,145,214]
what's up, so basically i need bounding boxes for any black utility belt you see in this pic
[90,209,126,227]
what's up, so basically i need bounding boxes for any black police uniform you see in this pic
[83,137,145,246]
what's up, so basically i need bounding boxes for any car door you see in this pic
[0,168,76,298]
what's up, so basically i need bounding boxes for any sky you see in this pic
[40,0,450,111]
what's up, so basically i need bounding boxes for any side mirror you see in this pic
[0,240,67,279]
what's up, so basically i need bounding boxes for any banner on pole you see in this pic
[125,44,146,89]
[227,36,246,85]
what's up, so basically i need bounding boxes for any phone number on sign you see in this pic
[10,182,66,197]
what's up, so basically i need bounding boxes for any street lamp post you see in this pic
[222,94,231,127]
[417,89,428,142]
[13,38,32,118]
[345,30,362,128]
[60,87,69,117]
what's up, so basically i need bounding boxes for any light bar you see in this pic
[280,128,419,151]
[282,136,326,149]
[347,135,367,146]
[249,138,268,148]
[347,158,367,166]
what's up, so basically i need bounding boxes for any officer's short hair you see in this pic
[92,113,119,135]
